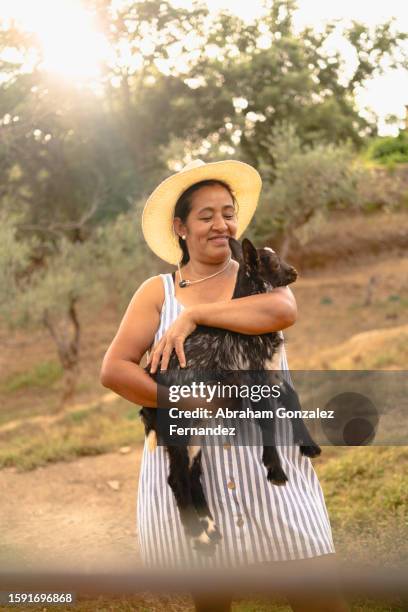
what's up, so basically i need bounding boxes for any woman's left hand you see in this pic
[148,308,197,373]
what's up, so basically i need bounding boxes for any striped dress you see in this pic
[136,273,335,568]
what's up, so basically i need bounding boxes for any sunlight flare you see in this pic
[0,0,110,80]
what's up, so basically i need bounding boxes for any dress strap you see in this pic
[159,273,174,307]
[149,274,178,353]
[169,272,176,298]
[169,271,181,306]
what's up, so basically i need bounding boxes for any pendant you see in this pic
[179,280,189,288]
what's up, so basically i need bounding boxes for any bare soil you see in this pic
[0,446,143,573]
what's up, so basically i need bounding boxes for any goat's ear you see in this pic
[242,238,259,268]
[228,237,243,261]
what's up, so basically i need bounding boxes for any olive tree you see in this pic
[0,205,160,407]
[251,123,358,257]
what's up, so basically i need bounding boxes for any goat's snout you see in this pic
[285,265,298,284]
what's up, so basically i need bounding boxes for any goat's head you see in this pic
[229,237,297,295]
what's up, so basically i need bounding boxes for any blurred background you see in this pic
[0,0,407,610]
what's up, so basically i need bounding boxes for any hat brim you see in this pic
[142,160,262,264]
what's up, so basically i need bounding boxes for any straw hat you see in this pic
[141,159,262,264]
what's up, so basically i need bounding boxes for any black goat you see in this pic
[141,237,320,554]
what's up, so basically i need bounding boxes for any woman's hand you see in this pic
[148,308,197,374]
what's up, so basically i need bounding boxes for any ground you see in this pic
[0,447,143,573]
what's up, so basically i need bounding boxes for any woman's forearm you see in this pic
[188,287,297,334]
[100,360,210,410]
[101,360,159,407]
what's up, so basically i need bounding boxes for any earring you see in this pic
[182,235,186,240]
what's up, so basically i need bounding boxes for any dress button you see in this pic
[223,443,231,450]
[236,517,244,527]
[227,480,235,490]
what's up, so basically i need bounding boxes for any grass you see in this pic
[348,297,408,315]
[315,446,408,566]
[306,323,408,370]
[320,296,334,305]
[0,360,63,392]
[370,336,408,369]
[0,397,145,471]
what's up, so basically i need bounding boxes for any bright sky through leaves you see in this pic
[0,0,109,80]
[0,0,406,134]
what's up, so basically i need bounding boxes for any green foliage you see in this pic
[320,296,333,305]
[0,72,136,233]
[0,209,36,308]
[365,132,408,166]
[251,122,358,243]
[171,2,408,167]
[2,233,103,330]
[1,0,407,221]
[0,202,164,332]
[92,205,165,311]
[1,0,408,342]
[352,162,408,213]
[126,407,141,421]
[68,409,91,423]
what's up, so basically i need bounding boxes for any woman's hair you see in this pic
[173,179,238,265]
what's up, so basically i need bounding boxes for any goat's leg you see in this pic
[262,443,288,485]
[190,450,222,543]
[280,382,321,458]
[256,396,288,486]
[166,446,216,554]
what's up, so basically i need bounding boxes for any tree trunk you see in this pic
[42,296,81,410]
[280,233,292,260]
[60,362,80,408]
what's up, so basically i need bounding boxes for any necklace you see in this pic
[177,256,232,288]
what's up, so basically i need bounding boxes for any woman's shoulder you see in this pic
[134,274,167,314]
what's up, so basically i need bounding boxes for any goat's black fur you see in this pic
[141,237,320,554]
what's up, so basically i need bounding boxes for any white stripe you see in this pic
[290,452,327,555]
[282,445,314,557]
[307,456,336,551]
[232,443,259,563]
[213,441,244,566]
[235,441,266,562]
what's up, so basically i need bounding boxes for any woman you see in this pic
[100,159,349,612]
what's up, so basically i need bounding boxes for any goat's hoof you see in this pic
[208,525,222,543]
[300,444,321,458]
[200,517,222,542]
[200,516,222,542]
[267,466,288,486]
[192,531,217,556]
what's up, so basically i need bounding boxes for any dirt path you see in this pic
[0,447,144,573]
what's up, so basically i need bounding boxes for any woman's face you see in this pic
[175,184,238,263]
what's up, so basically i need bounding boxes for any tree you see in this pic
[87,0,210,192]
[2,0,407,221]
[365,132,408,166]
[165,0,408,167]
[0,71,136,238]
[0,206,161,407]
[250,122,358,257]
